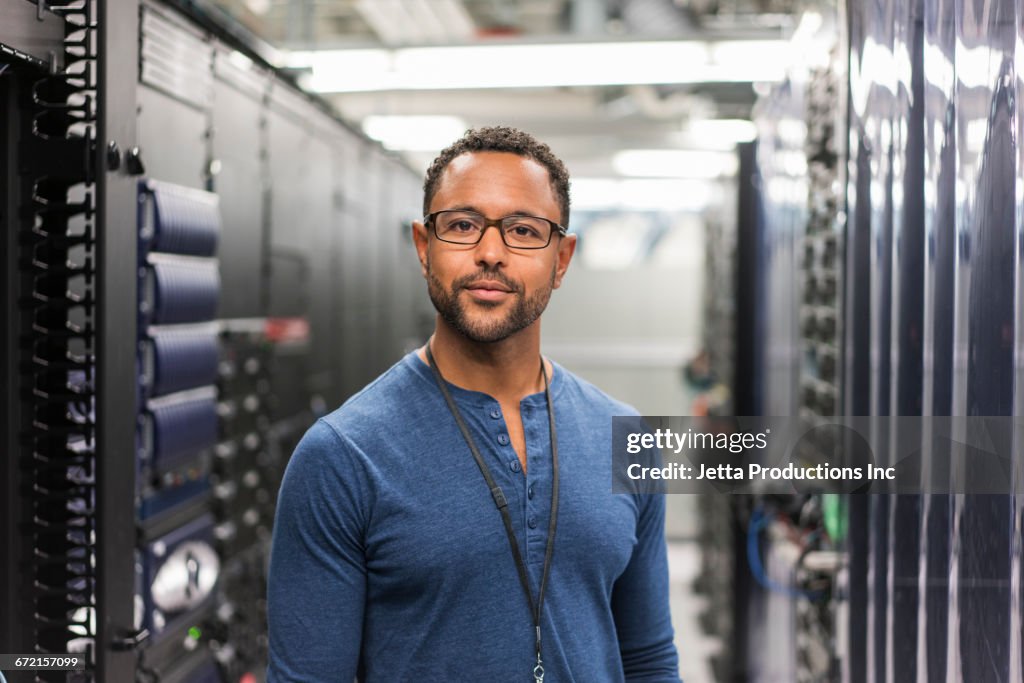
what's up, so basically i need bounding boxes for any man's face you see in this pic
[413,151,576,344]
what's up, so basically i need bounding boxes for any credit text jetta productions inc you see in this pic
[624,428,896,482]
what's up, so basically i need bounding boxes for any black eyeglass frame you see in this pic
[423,209,569,250]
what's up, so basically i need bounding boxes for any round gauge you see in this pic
[151,541,220,613]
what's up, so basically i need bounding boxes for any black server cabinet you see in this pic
[265,84,335,415]
[2,1,423,680]
[210,45,267,321]
[98,0,143,680]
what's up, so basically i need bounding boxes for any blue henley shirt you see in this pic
[267,351,680,682]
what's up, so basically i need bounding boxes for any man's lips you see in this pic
[462,280,515,301]
[464,280,513,293]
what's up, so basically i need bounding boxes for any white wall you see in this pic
[541,225,706,540]
[541,249,704,415]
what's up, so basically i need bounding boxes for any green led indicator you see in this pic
[188,626,202,640]
[822,494,847,543]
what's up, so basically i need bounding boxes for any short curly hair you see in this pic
[422,126,571,226]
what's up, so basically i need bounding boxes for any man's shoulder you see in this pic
[553,362,641,419]
[283,354,429,491]
[320,351,427,437]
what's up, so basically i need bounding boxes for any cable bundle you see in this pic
[18,2,100,679]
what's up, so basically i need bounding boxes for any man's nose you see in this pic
[474,224,509,266]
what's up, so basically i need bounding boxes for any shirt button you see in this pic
[528,485,535,499]
[528,516,538,529]
[490,409,501,419]
[497,434,509,446]
[509,460,521,473]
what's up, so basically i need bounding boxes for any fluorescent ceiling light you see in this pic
[580,215,658,269]
[685,119,757,145]
[362,115,467,151]
[286,40,789,92]
[572,178,722,212]
[612,150,739,178]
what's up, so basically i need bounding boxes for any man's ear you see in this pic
[412,220,430,277]
[552,233,577,289]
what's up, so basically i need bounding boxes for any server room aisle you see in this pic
[668,541,719,683]
[7,1,1024,682]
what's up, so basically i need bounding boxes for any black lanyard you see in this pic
[425,344,560,683]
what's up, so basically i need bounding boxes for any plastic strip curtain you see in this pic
[847,0,1021,680]
[950,1,1016,681]
[920,1,956,682]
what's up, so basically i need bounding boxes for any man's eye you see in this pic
[508,223,542,238]
[450,220,479,232]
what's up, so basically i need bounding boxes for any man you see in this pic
[267,127,680,682]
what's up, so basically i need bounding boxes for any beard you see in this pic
[427,264,556,344]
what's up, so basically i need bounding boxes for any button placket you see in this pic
[483,403,516,484]
[522,401,554,564]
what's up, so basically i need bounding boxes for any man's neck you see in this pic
[419,319,551,403]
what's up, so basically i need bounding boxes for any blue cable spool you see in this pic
[139,180,220,257]
[148,330,220,398]
[147,259,220,326]
[148,393,218,473]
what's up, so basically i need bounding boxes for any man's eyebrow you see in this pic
[445,205,549,217]
[506,209,549,217]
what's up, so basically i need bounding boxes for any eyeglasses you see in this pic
[424,209,568,250]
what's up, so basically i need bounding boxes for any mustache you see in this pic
[451,270,521,294]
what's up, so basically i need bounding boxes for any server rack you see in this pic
[1,1,430,680]
[135,179,223,680]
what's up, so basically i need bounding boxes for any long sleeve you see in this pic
[611,492,681,682]
[267,420,371,682]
